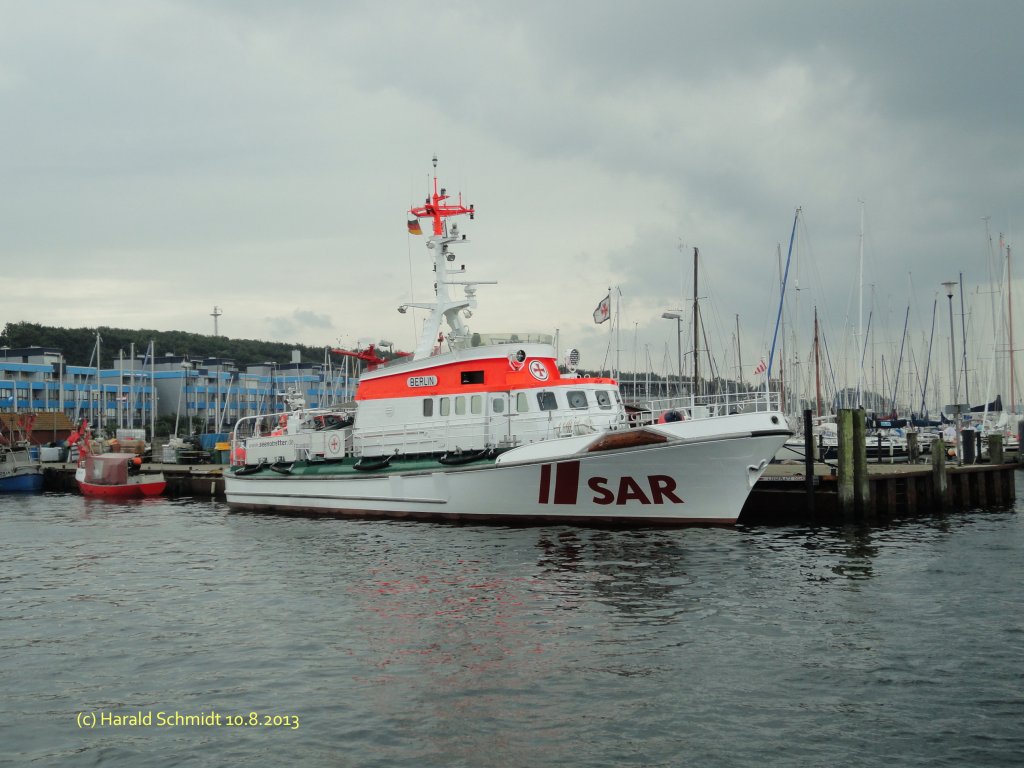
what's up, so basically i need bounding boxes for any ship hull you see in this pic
[0,470,44,493]
[225,428,788,525]
[74,467,167,498]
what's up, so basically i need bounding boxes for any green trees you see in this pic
[0,321,330,368]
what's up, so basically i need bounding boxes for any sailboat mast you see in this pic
[692,248,699,407]
[857,201,864,409]
[735,314,743,393]
[1009,243,1017,413]
[920,298,937,416]
[959,272,970,408]
[814,306,822,418]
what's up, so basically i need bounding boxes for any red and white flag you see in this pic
[593,293,611,324]
[753,359,767,376]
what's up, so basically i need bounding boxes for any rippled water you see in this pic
[2,483,1023,767]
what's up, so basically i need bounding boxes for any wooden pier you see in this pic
[742,460,1019,525]
[742,408,1020,525]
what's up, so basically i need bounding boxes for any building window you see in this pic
[440,397,450,416]
[492,397,505,414]
[423,399,433,417]
[516,392,529,412]
[471,395,482,414]
[537,391,557,411]
[455,396,466,415]
[595,390,612,409]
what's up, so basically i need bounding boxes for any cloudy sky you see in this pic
[3,1,1022,401]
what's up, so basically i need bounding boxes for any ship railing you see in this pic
[638,390,781,421]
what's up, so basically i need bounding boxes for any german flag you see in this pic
[407,219,423,235]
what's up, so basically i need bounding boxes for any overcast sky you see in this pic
[3,1,1022,400]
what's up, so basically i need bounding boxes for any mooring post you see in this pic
[853,408,869,516]
[962,428,976,465]
[989,433,1003,465]
[907,430,919,463]
[931,437,948,508]
[803,409,815,521]
[838,409,855,518]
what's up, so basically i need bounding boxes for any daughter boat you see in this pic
[224,160,791,524]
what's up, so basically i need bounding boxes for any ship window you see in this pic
[492,397,505,414]
[537,391,557,411]
[516,392,529,412]
[567,390,588,409]
[440,397,451,416]
[423,399,433,417]
[471,395,482,414]
[461,370,484,384]
[595,390,612,409]
[455,396,466,415]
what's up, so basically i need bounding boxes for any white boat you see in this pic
[224,160,792,524]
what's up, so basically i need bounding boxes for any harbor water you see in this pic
[2,483,1023,766]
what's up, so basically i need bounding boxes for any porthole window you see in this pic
[567,390,588,409]
[537,391,558,411]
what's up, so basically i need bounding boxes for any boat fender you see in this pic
[354,455,392,472]
[660,410,684,423]
[233,459,268,476]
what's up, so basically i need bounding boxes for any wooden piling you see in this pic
[837,409,855,517]
[803,409,815,520]
[853,408,869,515]
[907,431,919,463]
[989,433,1004,465]
[931,438,948,508]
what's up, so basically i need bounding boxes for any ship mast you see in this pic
[401,157,493,361]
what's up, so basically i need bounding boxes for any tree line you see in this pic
[1,321,333,368]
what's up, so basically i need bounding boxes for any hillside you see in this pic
[0,321,332,368]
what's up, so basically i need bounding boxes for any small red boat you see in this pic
[67,420,166,498]
[74,452,167,498]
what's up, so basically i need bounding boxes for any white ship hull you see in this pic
[225,414,789,524]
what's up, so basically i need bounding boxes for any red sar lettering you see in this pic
[587,475,684,505]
